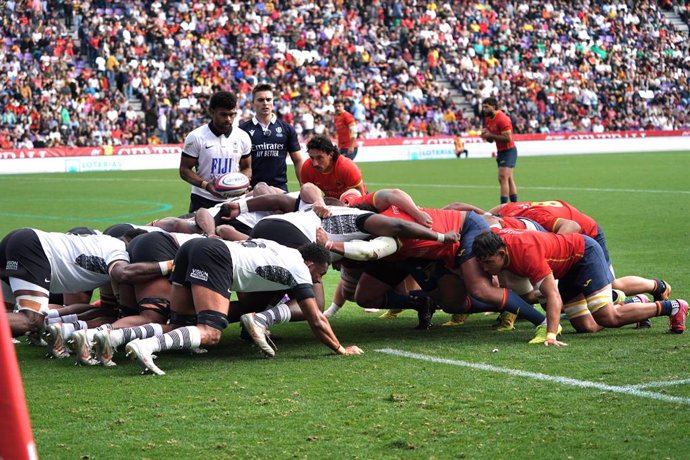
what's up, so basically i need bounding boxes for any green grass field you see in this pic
[2,152,690,459]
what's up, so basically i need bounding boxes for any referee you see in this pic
[239,84,304,191]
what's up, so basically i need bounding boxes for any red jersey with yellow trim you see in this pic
[380,206,464,267]
[498,200,599,237]
[493,227,586,284]
[300,155,366,199]
[484,110,515,151]
[334,110,356,149]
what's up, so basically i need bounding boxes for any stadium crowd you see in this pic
[1,0,689,149]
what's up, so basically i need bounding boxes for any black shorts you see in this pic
[189,193,224,213]
[128,231,178,263]
[170,238,234,297]
[0,228,51,291]
[250,219,310,249]
[364,259,449,292]
[363,260,409,287]
[103,223,136,238]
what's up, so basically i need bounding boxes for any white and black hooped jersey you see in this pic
[34,230,130,293]
[223,238,313,294]
[259,205,374,243]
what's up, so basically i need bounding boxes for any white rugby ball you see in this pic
[214,172,250,198]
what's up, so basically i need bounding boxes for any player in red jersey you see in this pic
[448,199,673,313]
[332,195,549,334]
[491,200,672,310]
[481,97,518,204]
[472,230,687,347]
[299,134,366,199]
[333,99,358,160]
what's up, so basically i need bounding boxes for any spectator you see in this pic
[0,0,687,152]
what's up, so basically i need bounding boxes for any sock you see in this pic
[85,324,113,342]
[465,296,496,313]
[324,302,342,318]
[657,300,677,316]
[466,291,545,326]
[500,196,508,204]
[509,194,518,202]
[61,314,79,323]
[46,316,63,325]
[111,323,164,347]
[154,326,202,352]
[652,279,668,299]
[382,290,415,309]
[624,295,649,304]
[46,309,60,319]
[62,320,87,339]
[502,290,546,326]
[255,303,292,328]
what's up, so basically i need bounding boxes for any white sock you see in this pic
[60,314,79,323]
[85,324,112,342]
[111,323,164,347]
[255,302,291,327]
[324,303,342,318]
[62,320,87,339]
[153,326,201,352]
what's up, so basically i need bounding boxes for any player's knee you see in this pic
[17,308,45,333]
[573,322,601,333]
[594,315,621,328]
[15,293,49,313]
[467,283,496,305]
[197,309,229,332]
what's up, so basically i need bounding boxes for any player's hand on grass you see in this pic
[338,345,364,356]
[544,338,568,347]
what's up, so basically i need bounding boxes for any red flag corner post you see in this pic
[0,291,38,460]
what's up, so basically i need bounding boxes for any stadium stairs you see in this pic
[413,53,474,120]
[662,7,689,33]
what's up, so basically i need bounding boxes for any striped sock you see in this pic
[59,314,79,324]
[155,326,201,352]
[62,320,87,339]
[85,324,113,342]
[255,303,291,328]
[656,300,676,316]
[111,323,164,347]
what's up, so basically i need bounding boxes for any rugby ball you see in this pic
[214,172,250,198]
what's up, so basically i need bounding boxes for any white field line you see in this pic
[376,348,690,406]
[625,378,690,390]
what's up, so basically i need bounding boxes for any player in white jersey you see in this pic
[179,91,253,212]
[0,228,172,340]
[66,231,206,366]
[124,238,363,375]
[217,191,459,349]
